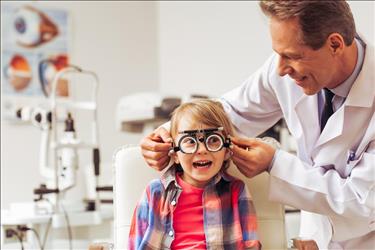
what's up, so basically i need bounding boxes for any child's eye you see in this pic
[180,137,196,147]
[187,138,195,144]
[208,136,220,143]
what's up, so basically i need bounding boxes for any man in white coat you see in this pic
[140,1,374,248]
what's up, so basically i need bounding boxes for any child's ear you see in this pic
[224,149,232,161]
[171,152,180,164]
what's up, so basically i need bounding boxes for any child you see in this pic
[128,99,261,250]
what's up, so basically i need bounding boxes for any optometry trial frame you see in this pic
[173,127,231,154]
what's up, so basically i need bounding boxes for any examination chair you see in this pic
[106,145,318,250]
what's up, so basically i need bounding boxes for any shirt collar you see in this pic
[331,37,365,98]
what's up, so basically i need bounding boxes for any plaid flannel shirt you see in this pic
[128,166,261,250]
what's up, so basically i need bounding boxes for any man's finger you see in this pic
[141,136,171,152]
[146,156,170,171]
[231,156,248,170]
[155,127,173,143]
[145,159,162,170]
[230,137,251,147]
[159,156,171,169]
[231,156,256,178]
[142,149,170,161]
[149,127,172,144]
[230,144,253,161]
[232,154,254,169]
[230,136,256,147]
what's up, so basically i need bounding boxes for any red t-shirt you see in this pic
[171,174,206,249]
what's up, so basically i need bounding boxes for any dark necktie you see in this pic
[320,88,335,132]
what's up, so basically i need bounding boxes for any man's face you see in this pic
[270,17,337,95]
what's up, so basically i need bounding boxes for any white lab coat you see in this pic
[221,37,375,249]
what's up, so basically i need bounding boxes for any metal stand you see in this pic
[48,65,100,213]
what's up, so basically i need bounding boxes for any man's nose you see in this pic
[278,56,293,76]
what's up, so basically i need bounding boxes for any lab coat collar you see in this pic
[345,36,374,108]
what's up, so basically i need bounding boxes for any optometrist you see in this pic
[139,1,375,249]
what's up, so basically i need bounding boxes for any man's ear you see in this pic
[327,33,344,55]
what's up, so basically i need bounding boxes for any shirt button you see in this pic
[171,200,176,206]
[168,230,174,237]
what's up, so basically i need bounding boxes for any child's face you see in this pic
[173,118,228,188]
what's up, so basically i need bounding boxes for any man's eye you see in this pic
[290,54,303,60]
[282,54,301,60]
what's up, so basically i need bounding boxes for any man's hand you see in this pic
[140,126,173,171]
[230,137,276,178]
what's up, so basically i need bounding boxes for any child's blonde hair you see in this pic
[171,99,235,139]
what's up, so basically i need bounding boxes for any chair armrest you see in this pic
[88,242,114,250]
[291,237,319,250]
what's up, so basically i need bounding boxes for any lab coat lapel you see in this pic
[315,106,345,147]
[294,94,321,157]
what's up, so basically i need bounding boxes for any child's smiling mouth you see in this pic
[193,160,212,168]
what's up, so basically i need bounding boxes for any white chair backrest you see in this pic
[226,164,287,249]
[113,145,287,250]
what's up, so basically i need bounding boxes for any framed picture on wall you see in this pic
[1,2,70,121]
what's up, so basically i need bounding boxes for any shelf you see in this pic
[55,99,97,110]
[51,141,98,149]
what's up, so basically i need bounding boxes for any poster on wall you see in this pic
[1,3,70,120]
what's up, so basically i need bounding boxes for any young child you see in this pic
[128,99,261,250]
